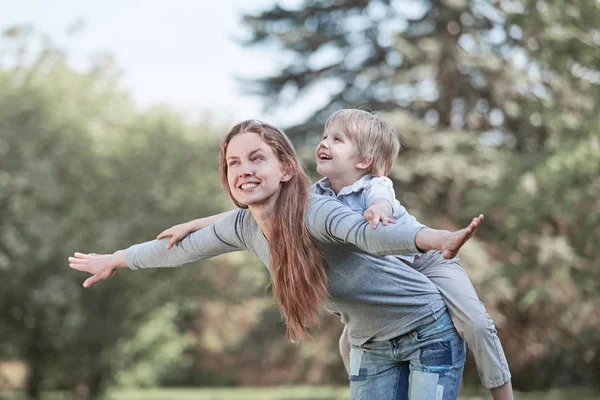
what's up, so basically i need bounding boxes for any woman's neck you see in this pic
[249,204,275,240]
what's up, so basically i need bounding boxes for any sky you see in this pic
[0,0,310,126]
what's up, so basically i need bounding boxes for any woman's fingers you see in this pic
[68,255,94,273]
[73,252,93,259]
[69,262,89,272]
[83,275,100,288]
[69,252,116,288]
[68,256,89,266]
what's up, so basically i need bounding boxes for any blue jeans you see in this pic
[349,312,466,400]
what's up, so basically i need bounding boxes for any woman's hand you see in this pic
[156,222,194,249]
[68,250,127,288]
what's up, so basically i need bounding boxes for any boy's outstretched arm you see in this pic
[364,177,483,259]
[156,212,231,248]
[308,195,483,257]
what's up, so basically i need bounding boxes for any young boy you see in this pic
[157,110,513,399]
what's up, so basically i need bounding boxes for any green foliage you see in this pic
[2,0,599,393]
[0,28,265,397]
[240,0,600,390]
[112,304,193,388]
[3,386,600,400]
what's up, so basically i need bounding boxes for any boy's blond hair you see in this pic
[324,109,401,176]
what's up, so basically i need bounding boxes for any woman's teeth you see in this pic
[241,183,259,190]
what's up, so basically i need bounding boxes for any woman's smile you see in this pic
[226,132,288,208]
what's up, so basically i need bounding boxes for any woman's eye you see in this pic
[229,160,239,166]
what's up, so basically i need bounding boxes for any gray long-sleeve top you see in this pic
[126,194,446,346]
[312,175,427,264]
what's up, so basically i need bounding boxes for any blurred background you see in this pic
[0,0,599,399]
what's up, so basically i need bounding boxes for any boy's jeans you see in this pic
[349,312,465,400]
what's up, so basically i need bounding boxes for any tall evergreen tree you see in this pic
[241,0,600,388]
[474,0,600,388]
[242,0,531,144]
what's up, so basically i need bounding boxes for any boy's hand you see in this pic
[363,204,396,229]
[156,222,194,249]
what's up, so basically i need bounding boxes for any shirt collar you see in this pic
[313,175,374,196]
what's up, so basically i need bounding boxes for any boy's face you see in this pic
[315,123,362,181]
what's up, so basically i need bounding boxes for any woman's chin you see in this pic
[234,192,264,207]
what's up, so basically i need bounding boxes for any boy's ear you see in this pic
[355,155,373,171]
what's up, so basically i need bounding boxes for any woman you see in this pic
[70,120,482,399]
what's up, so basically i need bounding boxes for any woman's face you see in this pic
[225,131,291,209]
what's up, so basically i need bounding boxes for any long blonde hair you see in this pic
[219,120,328,342]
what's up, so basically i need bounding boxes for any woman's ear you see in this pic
[355,155,373,171]
[281,163,294,182]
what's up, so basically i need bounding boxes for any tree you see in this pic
[0,27,240,398]
[240,0,600,389]
[242,0,528,144]
[471,0,600,388]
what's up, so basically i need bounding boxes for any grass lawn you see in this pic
[3,386,600,399]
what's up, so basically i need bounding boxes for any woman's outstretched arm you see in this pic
[69,209,248,287]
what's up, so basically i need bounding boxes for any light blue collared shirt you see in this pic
[311,175,427,264]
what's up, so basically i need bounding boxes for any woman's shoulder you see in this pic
[214,208,257,233]
[212,208,262,248]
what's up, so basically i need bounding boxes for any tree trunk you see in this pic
[87,370,105,399]
[25,358,41,400]
[25,317,44,400]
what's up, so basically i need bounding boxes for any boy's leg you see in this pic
[490,382,514,400]
[412,252,512,397]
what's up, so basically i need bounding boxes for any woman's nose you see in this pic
[238,163,254,177]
